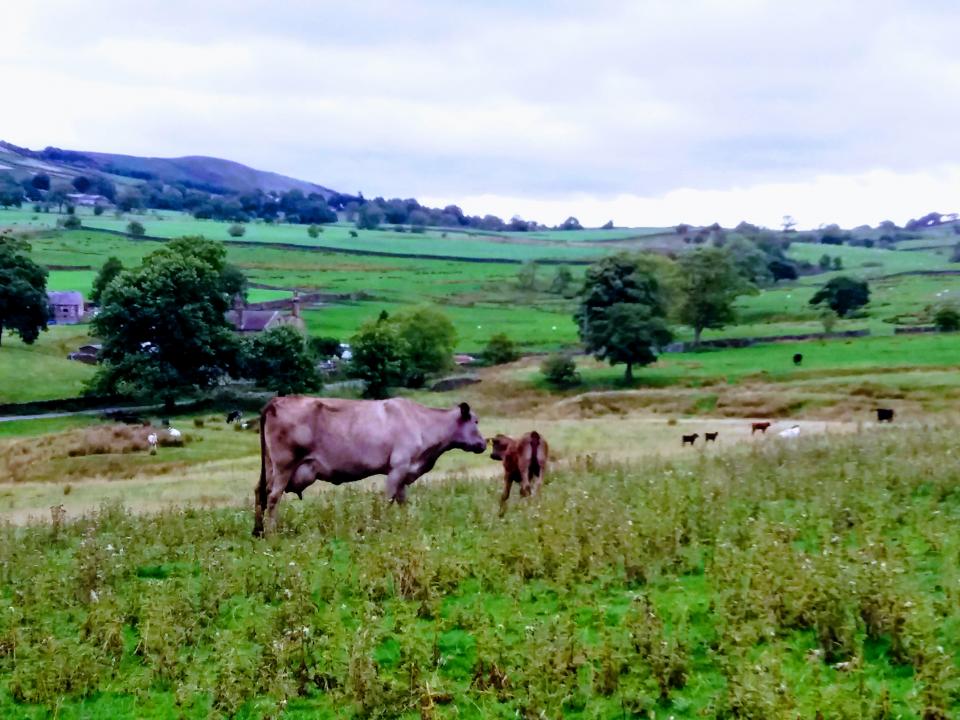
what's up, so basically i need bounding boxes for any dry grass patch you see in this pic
[0,424,191,483]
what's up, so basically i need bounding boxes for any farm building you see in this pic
[225,292,306,333]
[47,291,85,324]
[66,193,110,207]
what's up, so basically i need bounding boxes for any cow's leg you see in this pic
[265,457,295,534]
[384,467,412,504]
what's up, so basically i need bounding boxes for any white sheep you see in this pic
[778,425,800,438]
[168,428,182,439]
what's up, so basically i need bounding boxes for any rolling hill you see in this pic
[0,140,334,197]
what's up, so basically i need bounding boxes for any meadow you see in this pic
[1,426,958,718]
[0,209,621,262]
[0,326,95,404]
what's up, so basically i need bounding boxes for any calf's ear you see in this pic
[459,402,471,420]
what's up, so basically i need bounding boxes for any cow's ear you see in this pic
[459,402,471,421]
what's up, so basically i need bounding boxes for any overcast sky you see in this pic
[4,1,959,228]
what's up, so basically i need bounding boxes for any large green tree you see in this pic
[0,237,49,347]
[677,247,754,346]
[90,256,123,304]
[240,325,321,396]
[809,276,870,317]
[90,236,241,405]
[575,253,673,382]
[349,316,410,399]
[587,303,672,382]
[393,307,456,386]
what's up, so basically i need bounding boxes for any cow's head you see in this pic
[451,402,487,453]
[489,434,512,461]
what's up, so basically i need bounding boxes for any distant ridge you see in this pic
[0,140,335,197]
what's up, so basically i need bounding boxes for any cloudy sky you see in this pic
[4,1,959,228]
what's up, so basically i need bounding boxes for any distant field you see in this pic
[557,332,960,390]
[303,302,577,353]
[0,326,95,403]
[787,241,953,277]
[1,208,677,261]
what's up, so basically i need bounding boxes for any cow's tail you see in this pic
[253,405,269,537]
[529,431,542,479]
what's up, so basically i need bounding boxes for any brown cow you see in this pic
[254,396,487,536]
[489,431,548,513]
[751,421,772,435]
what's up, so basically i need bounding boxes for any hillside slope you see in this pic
[0,141,334,196]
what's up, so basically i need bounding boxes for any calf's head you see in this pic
[489,434,513,461]
[451,402,487,453]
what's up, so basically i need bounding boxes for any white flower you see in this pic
[89,590,99,603]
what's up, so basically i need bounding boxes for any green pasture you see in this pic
[1,428,958,717]
[559,332,960,389]
[0,326,95,404]
[0,415,99,438]
[303,302,578,353]
[786,241,952,278]
[521,227,670,242]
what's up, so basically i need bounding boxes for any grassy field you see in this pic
[0,208,621,262]
[6,221,960,402]
[0,426,957,718]
[0,326,95,403]
[542,332,960,391]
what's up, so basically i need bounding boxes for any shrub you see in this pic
[227,223,246,237]
[93,204,104,216]
[309,335,341,359]
[541,354,580,388]
[126,220,145,237]
[349,230,358,238]
[307,224,322,238]
[933,306,960,332]
[483,333,519,365]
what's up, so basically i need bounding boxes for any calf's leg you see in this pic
[498,475,513,516]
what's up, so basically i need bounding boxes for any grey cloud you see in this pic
[4,0,959,207]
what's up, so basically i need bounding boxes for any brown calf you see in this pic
[489,431,548,513]
[751,421,771,435]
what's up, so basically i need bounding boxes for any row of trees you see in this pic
[0,173,118,210]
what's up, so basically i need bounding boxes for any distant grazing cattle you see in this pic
[751,422,772,435]
[226,410,243,424]
[254,397,487,536]
[704,432,719,443]
[793,353,803,366]
[103,410,144,425]
[490,431,549,513]
[876,408,895,423]
[682,433,699,446]
[778,425,800,438]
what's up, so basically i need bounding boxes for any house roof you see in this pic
[225,309,280,332]
[47,291,84,306]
